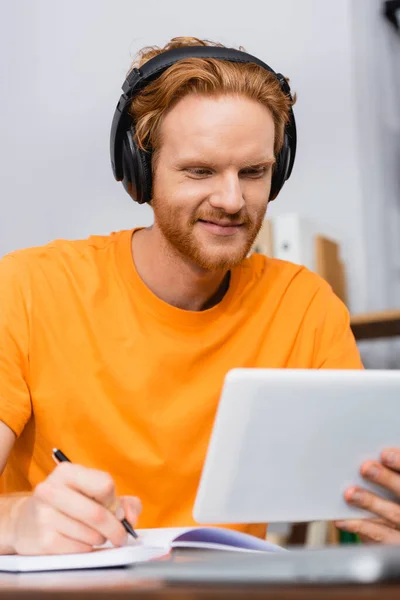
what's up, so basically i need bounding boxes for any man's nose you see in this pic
[208,173,245,214]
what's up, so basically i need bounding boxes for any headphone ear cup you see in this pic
[269,133,291,201]
[137,146,153,204]
[121,133,139,202]
[121,129,153,204]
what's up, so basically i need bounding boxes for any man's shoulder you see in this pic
[0,230,131,275]
[0,230,132,297]
[245,252,332,296]
[2,230,128,264]
[244,253,351,340]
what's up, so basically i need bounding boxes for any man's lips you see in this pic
[198,219,245,227]
[197,219,245,236]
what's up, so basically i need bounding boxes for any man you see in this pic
[0,36,399,556]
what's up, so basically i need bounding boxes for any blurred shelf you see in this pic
[350,310,400,340]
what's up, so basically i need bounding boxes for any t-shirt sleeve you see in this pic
[312,283,363,369]
[0,255,32,436]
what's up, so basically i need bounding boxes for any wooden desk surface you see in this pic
[0,567,399,600]
[350,310,400,340]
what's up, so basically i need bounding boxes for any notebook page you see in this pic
[0,545,168,573]
[0,527,284,571]
[171,528,286,553]
[0,529,186,573]
[135,527,194,549]
[136,527,285,553]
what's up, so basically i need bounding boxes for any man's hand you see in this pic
[8,462,142,555]
[336,448,400,543]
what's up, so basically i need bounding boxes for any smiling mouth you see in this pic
[198,219,244,227]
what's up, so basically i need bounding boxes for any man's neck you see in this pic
[131,227,230,311]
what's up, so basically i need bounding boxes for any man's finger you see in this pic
[335,518,400,544]
[337,517,395,544]
[37,532,93,556]
[359,460,400,497]
[105,497,126,521]
[120,496,142,525]
[50,462,126,522]
[34,481,128,547]
[344,485,400,527]
[51,507,107,548]
[49,462,117,506]
[381,448,400,473]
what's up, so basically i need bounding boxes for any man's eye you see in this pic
[186,167,268,178]
[187,168,211,177]
[241,168,268,178]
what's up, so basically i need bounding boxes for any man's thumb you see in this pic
[120,495,142,525]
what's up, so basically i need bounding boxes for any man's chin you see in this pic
[159,225,255,270]
[190,249,249,271]
[187,235,254,270]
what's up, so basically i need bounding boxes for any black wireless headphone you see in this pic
[110,46,297,204]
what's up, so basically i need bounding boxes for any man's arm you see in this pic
[0,420,24,554]
[0,253,34,554]
[0,418,141,555]
[0,462,142,555]
[0,420,15,474]
[0,498,27,554]
[0,256,142,554]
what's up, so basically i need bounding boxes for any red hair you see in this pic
[128,37,295,171]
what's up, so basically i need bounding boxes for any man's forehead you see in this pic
[170,152,276,168]
[166,133,275,167]
[159,95,275,165]
[162,94,274,136]
[164,123,275,164]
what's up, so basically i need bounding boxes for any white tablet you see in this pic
[193,369,400,524]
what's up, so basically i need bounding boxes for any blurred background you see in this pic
[0,0,399,367]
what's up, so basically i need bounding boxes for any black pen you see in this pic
[52,448,138,540]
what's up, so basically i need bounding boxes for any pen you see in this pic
[52,448,138,540]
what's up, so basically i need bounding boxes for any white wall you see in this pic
[0,0,399,317]
[350,0,400,313]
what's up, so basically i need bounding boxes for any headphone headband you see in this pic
[110,45,297,202]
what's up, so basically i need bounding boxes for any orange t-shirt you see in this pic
[0,228,363,538]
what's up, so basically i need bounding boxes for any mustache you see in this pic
[193,210,250,226]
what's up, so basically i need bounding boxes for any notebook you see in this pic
[0,527,284,572]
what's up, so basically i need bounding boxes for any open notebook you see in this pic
[0,527,284,572]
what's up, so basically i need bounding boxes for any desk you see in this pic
[350,310,400,341]
[0,548,400,600]
[0,568,399,599]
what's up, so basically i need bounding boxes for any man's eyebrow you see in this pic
[174,157,276,169]
[242,157,276,168]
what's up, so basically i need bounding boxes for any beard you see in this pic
[151,195,267,271]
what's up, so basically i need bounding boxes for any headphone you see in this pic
[110,46,297,204]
